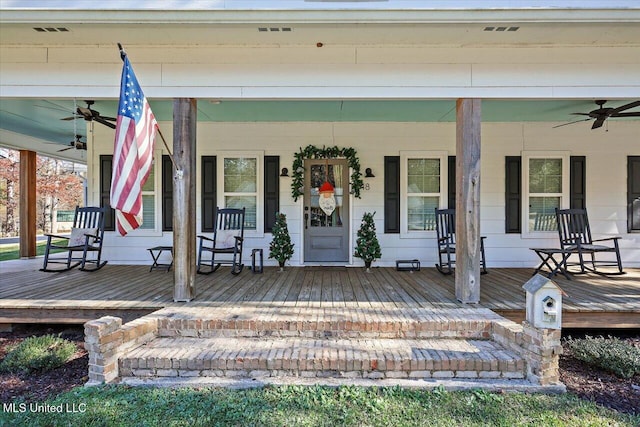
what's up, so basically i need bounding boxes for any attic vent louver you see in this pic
[484,26,519,32]
[33,27,70,32]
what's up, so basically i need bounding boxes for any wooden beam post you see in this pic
[19,150,36,258]
[172,98,197,302]
[455,98,482,303]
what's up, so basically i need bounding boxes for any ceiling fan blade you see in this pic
[610,100,640,114]
[101,116,117,121]
[57,146,74,152]
[570,113,591,117]
[94,117,117,129]
[553,118,591,128]
[610,112,640,118]
[591,117,606,129]
[61,116,80,121]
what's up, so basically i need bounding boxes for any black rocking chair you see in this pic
[41,206,107,272]
[197,207,245,275]
[555,208,624,275]
[434,208,488,275]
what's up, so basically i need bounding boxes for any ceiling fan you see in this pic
[58,135,87,152]
[61,100,117,129]
[555,99,640,129]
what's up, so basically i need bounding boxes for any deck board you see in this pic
[0,260,638,328]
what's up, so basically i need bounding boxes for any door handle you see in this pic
[304,213,309,229]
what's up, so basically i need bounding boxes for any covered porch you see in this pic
[1,260,638,329]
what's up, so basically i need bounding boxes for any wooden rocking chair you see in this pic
[555,208,624,275]
[41,206,107,272]
[197,207,245,275]
[434,208,488,275]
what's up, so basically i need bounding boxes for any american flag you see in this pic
[110,56,158,236]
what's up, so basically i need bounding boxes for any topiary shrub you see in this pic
[0,334,77,374]
[565,335,640,379]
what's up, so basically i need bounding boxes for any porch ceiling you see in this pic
[1,98,639,163]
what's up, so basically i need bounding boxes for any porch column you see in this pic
[455,98,482,303]
[19,150,36,258]
[173,98,197,302]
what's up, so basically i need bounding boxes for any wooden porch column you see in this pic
[173,98,197,302]
[19,150,36,258]
[455,98,482,303]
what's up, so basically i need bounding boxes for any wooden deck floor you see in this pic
[1,260,638,328]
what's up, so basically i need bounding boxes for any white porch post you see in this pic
[173,98,197,302]
[455,98,482,303]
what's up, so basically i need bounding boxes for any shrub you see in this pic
[0,334,77,374]
[565,335,640,379]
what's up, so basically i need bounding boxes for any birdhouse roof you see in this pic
[522,274,565,295]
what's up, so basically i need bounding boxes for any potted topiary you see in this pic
[269,213,294,271]
[354,211,382,272]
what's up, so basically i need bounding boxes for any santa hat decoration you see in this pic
[319,181,335,195]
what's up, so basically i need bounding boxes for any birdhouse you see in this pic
[522,274,566,329]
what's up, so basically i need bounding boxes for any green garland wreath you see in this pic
[291,145,364,202]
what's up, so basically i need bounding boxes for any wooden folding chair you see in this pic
[41,206,107,272]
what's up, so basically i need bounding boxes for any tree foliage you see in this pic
[0,149,84,235]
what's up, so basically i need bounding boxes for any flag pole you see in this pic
[117,43,181,177]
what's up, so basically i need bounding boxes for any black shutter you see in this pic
[448,156,456,209]
[384,156,400,234]
[201,156,217,232]
[505,156,521,234]
[264,156,280,233]
[162,155,173,231]
[99,155,115,231]
[629,156,640,232]
[570,156,586,210]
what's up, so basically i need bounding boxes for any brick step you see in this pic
[119,336,525,381]
[156,307,502,339]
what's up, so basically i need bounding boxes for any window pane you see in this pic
[529,196,559,231]
[529,159,562,193]
[224,158,256,193]
[142,163,155,192]
[225,195,256,230]
[140,195,155,229]
[407,196,439,231]
[407,159,440,193]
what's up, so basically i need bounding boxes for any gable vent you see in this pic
[484,26,519,32]
[258,27,292,32]
[33,27,69,32]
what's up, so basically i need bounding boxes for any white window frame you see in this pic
[522,151,570,238]
[217,151,264,238]
[400,151,448,238]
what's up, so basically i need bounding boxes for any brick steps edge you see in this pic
[119,336,525,380]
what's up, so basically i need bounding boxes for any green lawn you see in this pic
[0,239,66,261]
[1,385,637,427]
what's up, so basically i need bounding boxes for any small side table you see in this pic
[530,248,573,280]
[148,246,173,272]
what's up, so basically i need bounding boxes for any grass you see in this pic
[1,385,637,427]
[0,239,66,261]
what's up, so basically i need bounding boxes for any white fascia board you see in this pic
[2,1,640,11]
[2,7,640,25]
